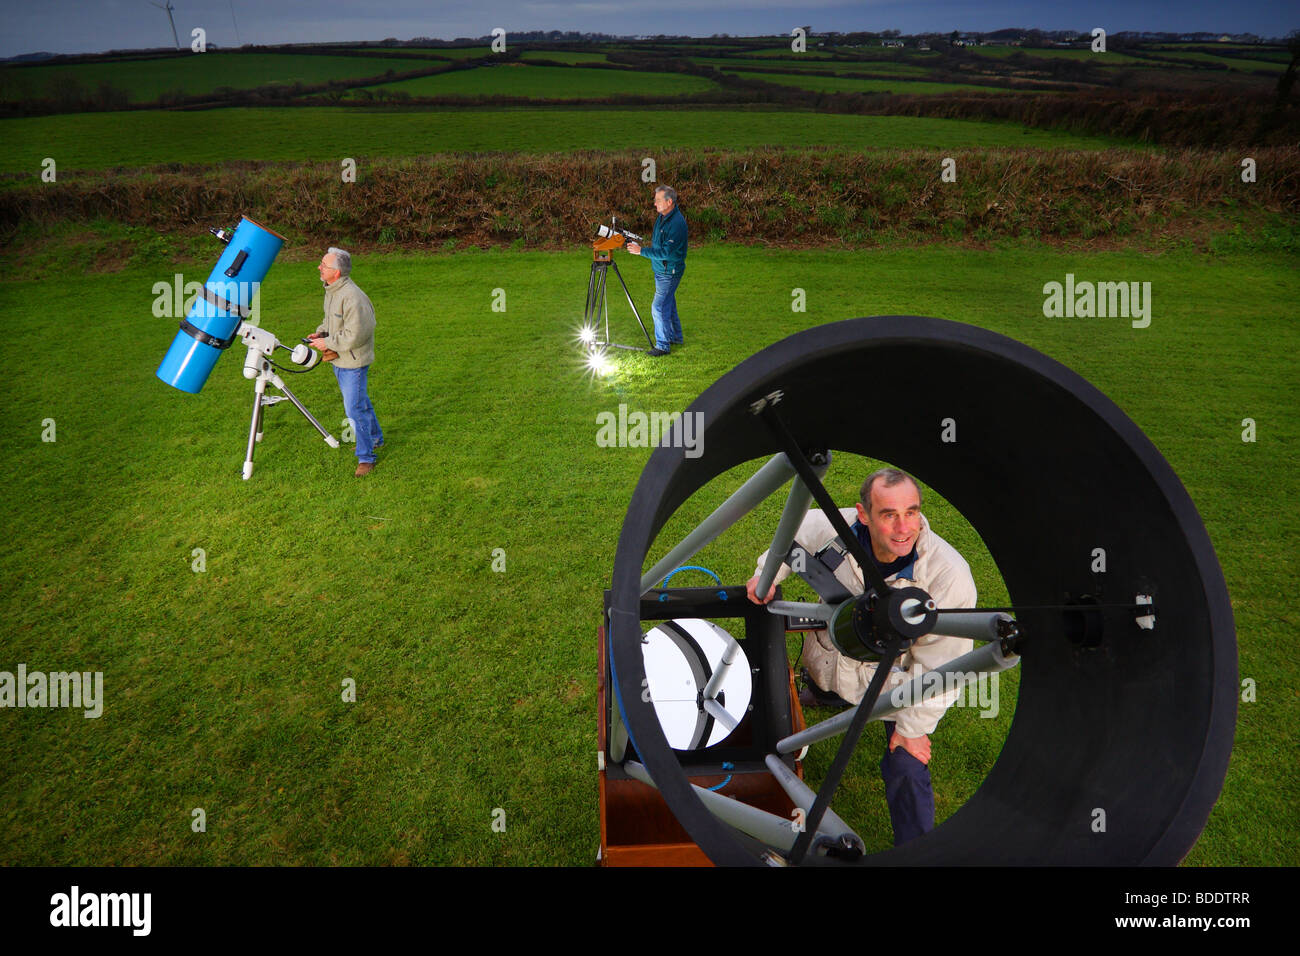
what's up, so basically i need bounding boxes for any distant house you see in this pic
[881,39,904,47]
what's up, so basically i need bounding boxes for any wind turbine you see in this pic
[150,1,181,50]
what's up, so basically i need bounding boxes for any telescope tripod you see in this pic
[242,348,339,480]
[585,252,653,352]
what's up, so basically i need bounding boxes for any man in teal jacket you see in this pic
[625,185,688,356]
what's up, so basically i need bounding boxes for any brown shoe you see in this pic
[355,462,375,477]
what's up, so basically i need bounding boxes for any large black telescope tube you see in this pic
[608,316,1235,866]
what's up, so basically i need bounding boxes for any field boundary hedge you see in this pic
[3,147,1295,252]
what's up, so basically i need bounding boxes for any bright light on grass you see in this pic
[584,346,614,379]
[576,323,597,346]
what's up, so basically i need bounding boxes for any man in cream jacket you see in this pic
[308,247,383,477]
[746,467,977,845]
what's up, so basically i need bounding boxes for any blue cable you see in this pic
[659,565,729,602]
[707,762,735,791]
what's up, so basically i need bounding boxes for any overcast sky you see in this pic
[3,0,1295,58]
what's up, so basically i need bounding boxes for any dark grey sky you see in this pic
[3,0,1295,58]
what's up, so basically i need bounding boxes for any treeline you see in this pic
[4,147,1295,251]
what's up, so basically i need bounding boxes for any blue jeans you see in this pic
[334,365,383,463]
[651,270,684,350]
[881,720,935,846]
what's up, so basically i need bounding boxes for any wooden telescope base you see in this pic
[596,621,808,867]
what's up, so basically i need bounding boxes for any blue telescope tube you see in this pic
[156,217,286,394]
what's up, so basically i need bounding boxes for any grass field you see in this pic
[519,51,616,64]
[349,63,717,99]
[692,56,903,73]
[0,109,1125,174]
[1150,51,1288,72]
[0,53,423,103]
[1,239,1295,865]
[963,47,1152,64]
[729,71,1014,95]
[340,47,490,59]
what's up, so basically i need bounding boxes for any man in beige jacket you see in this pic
[746,467,977,844]
[308,247,383,477]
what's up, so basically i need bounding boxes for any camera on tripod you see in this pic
[580,219,653,364]
[594,220,644,248]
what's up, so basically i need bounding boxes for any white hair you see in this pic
[327,247,352,276]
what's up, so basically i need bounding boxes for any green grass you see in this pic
[965,46,1151,65]
[730,71,1014,95]
[1150,51,1288,72]
[744,46,944,59]
[0,53,425,103]
[742,47,842,58]
[349,63,716,99]
[0,109,1125,174]
[1151,44,1291,60]
[335,48,461,59]
[692,56,897,72]
[0,239,1295,865]
[339,46,494,60]
[519,51,615,64]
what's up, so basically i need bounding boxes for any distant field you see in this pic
[0,109,1126,173]
[352,46,492,60]
[730,71,1013,95]
[0,53,418,103]
[1153,51,1287,72]
[691,56,892,73]
[826,61,947,76]
[519,50,614,64]
[1153,44,1290,59]
[744,46,839,58]
[708,58,939,77]
[746,46,945,60]
[349,63,716,99]
[337,48,455,59]
[965,47,1150,65]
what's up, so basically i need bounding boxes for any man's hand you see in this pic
[889,731,931,765]
[625,242,641,255]
[745,574,776,605]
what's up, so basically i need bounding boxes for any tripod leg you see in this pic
[585,262,600,328]
[595,263,610,345]
[243,375,267,480]
[611,260,654,349]
[268,373,341,448]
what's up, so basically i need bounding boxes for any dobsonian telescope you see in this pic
[600,316,1236,866]
[156,217,339,479]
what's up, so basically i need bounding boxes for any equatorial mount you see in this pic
[236,322,339,480]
